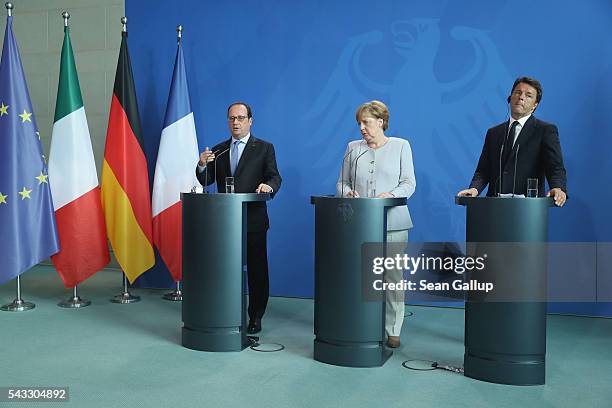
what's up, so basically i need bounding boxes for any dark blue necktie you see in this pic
[501,121,518,169]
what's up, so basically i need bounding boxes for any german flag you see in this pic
[101,29,154,283]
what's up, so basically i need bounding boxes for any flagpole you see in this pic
[108,16,140,304]
[111,273,141,303]
[1,276,35,312]
[163,280,182,301]
[104,15,152,299]
[58,284,91,308]
[0,2,37,313]
[177,23,206,195]
[51,10,92,309]
[160,25,186,302]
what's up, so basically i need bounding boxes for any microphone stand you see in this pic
[498,133,507,196]
[512,144,520,197]
[352,150,368,197]
[340,141,364,197]
[199,148,224,194]
[213,147,230,193]
[202,162,209,194]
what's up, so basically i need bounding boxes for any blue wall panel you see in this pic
[126,0,612,315]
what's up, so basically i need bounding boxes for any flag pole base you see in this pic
[111,274,140,303]
[162,289,182,301]
[110,291,140,304]
[1,299,35,312]
[58,296,91,308]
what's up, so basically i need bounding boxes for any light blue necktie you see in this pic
[230,140,240,175]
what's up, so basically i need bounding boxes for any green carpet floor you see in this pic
[1,266,611,408]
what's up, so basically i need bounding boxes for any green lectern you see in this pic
[182,192,269,352]
[311,195,407,367]
[456,196,554,385]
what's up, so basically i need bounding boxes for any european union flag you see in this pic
[0,15,59,285]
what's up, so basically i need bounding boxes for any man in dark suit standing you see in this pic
[196,102,282,334]
[457,77,567,206]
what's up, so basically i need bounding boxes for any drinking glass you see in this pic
[526,178,538,198]
[225,177,235,194]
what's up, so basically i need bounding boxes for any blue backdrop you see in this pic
[127,0,612,316]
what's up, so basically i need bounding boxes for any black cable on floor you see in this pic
[404,311,414,317]
[401,359,437,371]
[250,343,285,352]
[247,335,259,346]
[247,335,285,352]
[431,362,464,374]
[402,359,464,374]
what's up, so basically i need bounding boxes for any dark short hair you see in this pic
[511,77,543,104]
[227,102,252,118]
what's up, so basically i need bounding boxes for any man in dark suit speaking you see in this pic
[457,77,567,206]
[196,102,282,334]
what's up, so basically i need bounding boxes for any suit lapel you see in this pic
[234,135,257,177]
[497,122,509,166]
[219,139,232,176]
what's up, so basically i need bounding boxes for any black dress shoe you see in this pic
[247,318,262,334]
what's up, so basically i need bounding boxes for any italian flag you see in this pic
[48,25,110,287]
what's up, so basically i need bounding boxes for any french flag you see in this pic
[152,39,200,282]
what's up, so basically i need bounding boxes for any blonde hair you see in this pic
[355,100,389,131]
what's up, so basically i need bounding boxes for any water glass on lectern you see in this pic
[527,178,538,197]
[225,177,235,194]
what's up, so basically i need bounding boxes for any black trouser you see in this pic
[246,230,269,321]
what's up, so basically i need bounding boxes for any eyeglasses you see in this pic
[228,115,248,122]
